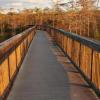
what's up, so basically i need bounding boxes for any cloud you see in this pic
[28,0,35,3]
[11,2,22,6]
[0,0,54,9]
[27,0,47,4]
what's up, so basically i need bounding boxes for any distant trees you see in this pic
[47,0,100,40]
[0,8,37,42]
[0,0,100,42]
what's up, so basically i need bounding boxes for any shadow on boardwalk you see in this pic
[7,30,98,100]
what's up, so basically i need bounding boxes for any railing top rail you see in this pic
[0,26,35,59]
[47,26,100,52]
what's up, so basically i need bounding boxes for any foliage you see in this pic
[0,0,100,41]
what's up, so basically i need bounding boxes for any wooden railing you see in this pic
[0,26,36,99]
[45,26,100,97]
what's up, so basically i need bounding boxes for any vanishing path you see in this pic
[7,30,98,100]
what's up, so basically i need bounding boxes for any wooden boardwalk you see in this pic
[7,30,98,100]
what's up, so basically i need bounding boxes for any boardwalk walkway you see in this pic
[7,30,98,100]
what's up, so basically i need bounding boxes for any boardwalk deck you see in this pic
[7,30,98,100]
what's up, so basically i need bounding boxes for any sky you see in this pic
[0,0,64,10]
[0,0,99,11]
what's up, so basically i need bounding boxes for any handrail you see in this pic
[48,26,100,52]
[0,26,36,100]
[45,25,100,97]
[0,27,35,59]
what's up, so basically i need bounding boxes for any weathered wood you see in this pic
[46,25,100,96]
[0,27,36,99]
[7,30,97,100]
[92,52,100,90]
[80,45,92,80]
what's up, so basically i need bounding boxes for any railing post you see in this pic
[15,47,18,69]
[46,26,100,97]
[90,50,93,81]
[0,27,35,99]
[79,43,81,68]
[7,56,11,82]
